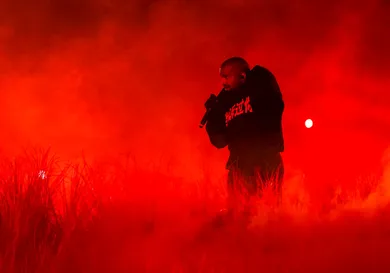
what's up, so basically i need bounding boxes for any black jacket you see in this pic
[205,65,284,169]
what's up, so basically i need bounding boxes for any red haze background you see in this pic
[0,0,389,173]
[0,0,389,271]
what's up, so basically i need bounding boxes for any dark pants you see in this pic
[226,153,284,213]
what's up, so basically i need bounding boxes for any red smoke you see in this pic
[0,0,389,271]
[0,0,388,179]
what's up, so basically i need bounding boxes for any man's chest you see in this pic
[222,93,254,126]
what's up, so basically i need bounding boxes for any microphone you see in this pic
[199,108,212,128]
[199,89,224,128]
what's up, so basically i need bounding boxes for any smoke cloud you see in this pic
[0,0,388,181]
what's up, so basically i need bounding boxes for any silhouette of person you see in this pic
[204,57,285,219]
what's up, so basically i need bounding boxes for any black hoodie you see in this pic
[205,65,284,170]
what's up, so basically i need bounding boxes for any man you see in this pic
[204,57,285,218]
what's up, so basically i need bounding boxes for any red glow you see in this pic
[0,0,389,272]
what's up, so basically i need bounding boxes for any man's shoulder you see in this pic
[250,65,276,80]
[247,65,282,96]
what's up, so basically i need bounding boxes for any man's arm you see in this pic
[205,106,228,149]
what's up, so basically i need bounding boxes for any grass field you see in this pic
[0,148,389,273]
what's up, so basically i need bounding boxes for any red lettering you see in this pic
[225,112,232,126]
[225,96,253,126]
[244,96,253,113]
[237,99,244,115]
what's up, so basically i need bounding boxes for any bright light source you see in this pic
[38,170,47,179]
[305,119,313,128]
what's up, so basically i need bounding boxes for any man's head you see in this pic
[219,57,250,91]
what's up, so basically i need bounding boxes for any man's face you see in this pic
[219,65,244,91]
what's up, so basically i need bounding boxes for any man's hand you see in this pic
[204,94,218,110]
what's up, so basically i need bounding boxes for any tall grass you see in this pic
[0,148,388,273]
